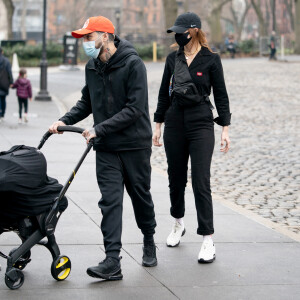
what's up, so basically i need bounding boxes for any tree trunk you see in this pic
[207,0,232,46]
[251,0,268,36]
[162,0,178,51]
[3,0,15,39]
[295,0,300,53]
[207,8,223,46]
[284,0,294,31]
[21,0,28,40]
[162,0,178,30]
[231,0,251,42]
[270,0,276,32]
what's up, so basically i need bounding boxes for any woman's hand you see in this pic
[153,123,163,147]
[220,126,230,153]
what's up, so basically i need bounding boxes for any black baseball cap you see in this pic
[167,12,202,33]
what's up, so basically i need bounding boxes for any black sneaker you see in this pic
[142,243,157,267]
[86,257,123,280]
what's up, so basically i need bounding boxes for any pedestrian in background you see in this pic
[269,31,277,60]
[226,34,237,59]
[0,47,13,122]
[153,12,231,263]
[11,68,32,124]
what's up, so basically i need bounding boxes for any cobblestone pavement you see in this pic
[146,58,300,235]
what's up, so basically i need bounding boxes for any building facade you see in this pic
[12,0,43,41]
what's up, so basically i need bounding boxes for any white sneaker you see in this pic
[166,221,186,247]
[18,118,22,124]
[198,241,216,263]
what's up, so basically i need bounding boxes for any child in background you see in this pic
[11,68,32,124]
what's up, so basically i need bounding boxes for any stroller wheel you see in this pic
[5,268,25,290]
[9,248,31,270]
[51,255,71,281]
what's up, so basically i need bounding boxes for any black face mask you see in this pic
[175,32,192,47]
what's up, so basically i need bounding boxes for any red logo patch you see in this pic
[197,72,203,76]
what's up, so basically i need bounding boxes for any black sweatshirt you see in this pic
[59,36,152,152]
[154,46,231,126]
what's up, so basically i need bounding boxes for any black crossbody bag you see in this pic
[171,50,214,109]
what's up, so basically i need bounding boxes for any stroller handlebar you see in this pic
[57,126,85,134]
[38,126,87,150]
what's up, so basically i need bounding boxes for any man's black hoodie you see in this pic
[60,36,152,152]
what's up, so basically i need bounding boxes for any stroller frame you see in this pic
[0,126,93,289]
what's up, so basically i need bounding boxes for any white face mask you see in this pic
[82,33,104,59]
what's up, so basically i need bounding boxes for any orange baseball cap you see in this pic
[72,16,115,38]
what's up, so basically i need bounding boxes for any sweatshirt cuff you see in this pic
[59,116,71,125]
[213,113,231,126]
[94,124,105,138]
[154,112,164,123]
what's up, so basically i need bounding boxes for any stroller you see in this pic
[0,126,93,290]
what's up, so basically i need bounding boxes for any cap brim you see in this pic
[71,28,93,38]
[166,26,188,34]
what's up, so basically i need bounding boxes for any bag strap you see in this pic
[174,50,194,86]
[174,49,215,110]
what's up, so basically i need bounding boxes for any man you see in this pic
[0,47,13,122]
[49,16,157,280]
[269,31,277,60]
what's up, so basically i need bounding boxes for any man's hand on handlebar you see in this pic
[82,128,96,144]
[49,121,66,134]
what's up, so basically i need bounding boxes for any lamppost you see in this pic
[35,0,51,101]
[115,9,121,36]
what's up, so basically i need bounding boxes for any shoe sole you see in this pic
[166,228,186,247]
[86,268,123,280]
[142,260,158,267]
[198,255,216,264]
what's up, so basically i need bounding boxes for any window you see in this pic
[153,13,156,23]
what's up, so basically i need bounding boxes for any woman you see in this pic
[153,12,231,263]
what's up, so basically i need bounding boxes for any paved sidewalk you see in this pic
[0,77,300,299]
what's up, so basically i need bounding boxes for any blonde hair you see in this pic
[171,28,214,53]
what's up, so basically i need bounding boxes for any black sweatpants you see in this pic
[18,97,28,118]
[96,148,156,258]
[163,101,215,235]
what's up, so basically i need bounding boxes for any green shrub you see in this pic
[2,41,166,65]
[134,43,164,60]
[2,43,63,65]
[239,39,257,54]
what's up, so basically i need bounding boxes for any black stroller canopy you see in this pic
[0,145,47,192]
[0,145,67,226]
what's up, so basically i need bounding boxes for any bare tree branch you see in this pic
[250,0,268,36]
[231,0,251,41]
[284,0,294,30]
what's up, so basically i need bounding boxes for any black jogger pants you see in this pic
[163,102,215,235]
[96,148,156,258]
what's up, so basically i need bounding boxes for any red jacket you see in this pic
[12,77,32,99]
